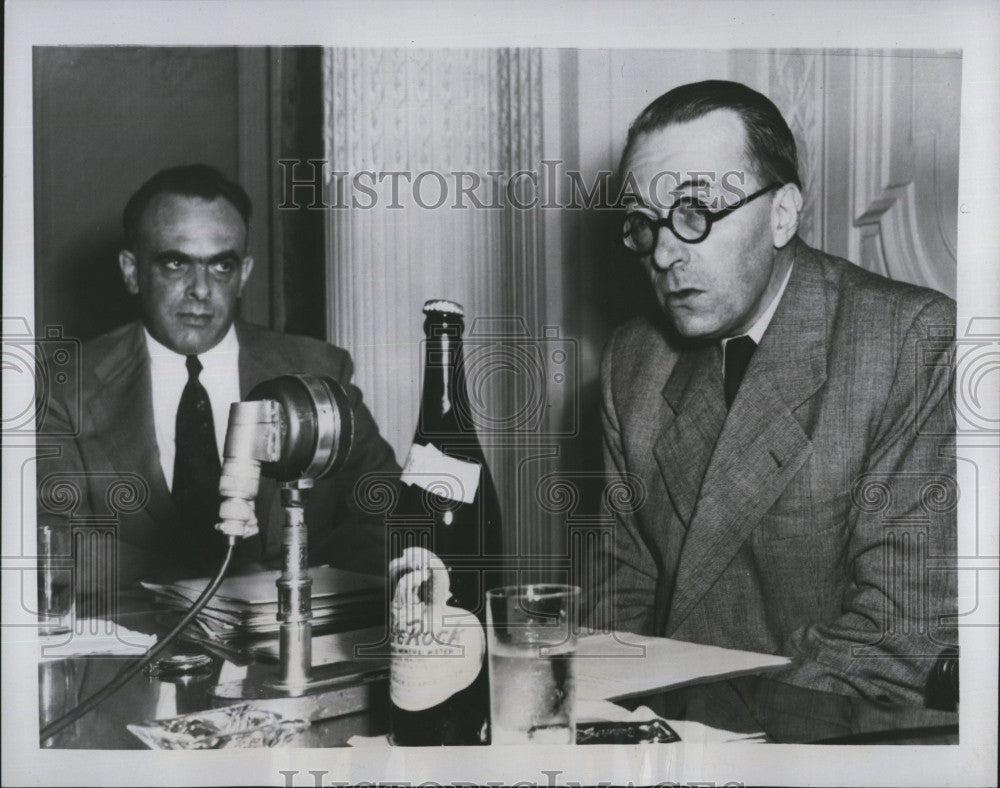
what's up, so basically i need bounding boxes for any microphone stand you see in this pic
[207,477,387,720]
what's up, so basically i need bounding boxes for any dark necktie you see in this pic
[724,335,757,408]
[172,355,222,556]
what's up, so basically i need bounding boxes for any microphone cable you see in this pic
[40,537,237,743]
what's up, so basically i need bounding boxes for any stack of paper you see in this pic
[142,567,386,662]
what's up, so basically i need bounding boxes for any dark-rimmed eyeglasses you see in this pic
[622,183,780,252]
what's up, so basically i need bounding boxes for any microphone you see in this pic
[215,375,355,540]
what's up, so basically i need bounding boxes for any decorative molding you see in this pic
[850,52,957,297]
[768,50,825,248]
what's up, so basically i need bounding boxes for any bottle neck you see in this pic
[419,315,469,435]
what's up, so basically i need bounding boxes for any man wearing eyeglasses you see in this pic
[597,81,956,738]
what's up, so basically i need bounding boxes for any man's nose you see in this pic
[649,226,689,271]
[186,262,211,299]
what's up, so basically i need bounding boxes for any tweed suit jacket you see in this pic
[36,321,400,599]
[598,238,956,706]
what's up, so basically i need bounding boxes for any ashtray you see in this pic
[127,703,310,749]
[145,653,214,679]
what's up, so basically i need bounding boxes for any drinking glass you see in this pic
[485,584,579,745]
[37,525,74,637]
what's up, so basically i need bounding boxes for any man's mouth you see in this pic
[665,288,702,303]
[177,312,212,326]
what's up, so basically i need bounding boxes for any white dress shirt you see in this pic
[144,325,241,490]
[720,262,794,368]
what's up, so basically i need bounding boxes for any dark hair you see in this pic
[122,163,252,249]
[621,80,801,189]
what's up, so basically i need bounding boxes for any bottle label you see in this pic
[400,443,481,505]
[389,547,485,712]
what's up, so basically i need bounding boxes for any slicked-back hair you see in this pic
[620,80,801,189]
[122,163,252,250]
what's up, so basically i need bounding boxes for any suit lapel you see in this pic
[236,322,287,395]
[88,323,175,530]
[666,242,830,633]
[652,342,727,529]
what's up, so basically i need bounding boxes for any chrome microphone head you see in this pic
[245,374,354,482]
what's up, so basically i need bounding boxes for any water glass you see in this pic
[37,525,74,636]
[485,584,580,745]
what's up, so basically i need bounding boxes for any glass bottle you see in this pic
[389,299,503,746]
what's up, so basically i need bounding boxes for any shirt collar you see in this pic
[143,323,239,367]
[721,261,794,353]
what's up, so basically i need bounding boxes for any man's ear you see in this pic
[237,256,255,295]
[771,183,803,249]
[119,250,140,295]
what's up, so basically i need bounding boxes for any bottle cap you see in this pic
[423,299,465,317]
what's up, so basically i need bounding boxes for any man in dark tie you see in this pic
[37,164,399,605]
[596,81,957,736]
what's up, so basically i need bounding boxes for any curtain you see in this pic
[323,48,563,566]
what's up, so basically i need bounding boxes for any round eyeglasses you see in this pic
[622,183,780,252]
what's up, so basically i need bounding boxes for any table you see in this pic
[38,598,391,749]
[37,594,958,749]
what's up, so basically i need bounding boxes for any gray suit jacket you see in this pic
[36,321,399,599]
[598,238,956,706]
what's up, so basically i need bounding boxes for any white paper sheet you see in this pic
[574,631,790,701]
[38,619,157,657]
